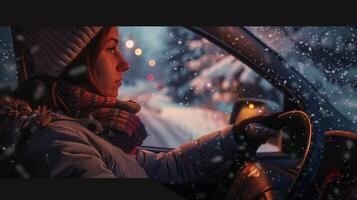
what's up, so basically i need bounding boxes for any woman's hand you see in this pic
[232,115,280,157]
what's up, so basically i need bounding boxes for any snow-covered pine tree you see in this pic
[164,27,237,106]
[164,27,203,105]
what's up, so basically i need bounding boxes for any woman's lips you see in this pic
[115,79,122,86]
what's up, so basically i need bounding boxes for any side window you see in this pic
[118,27,284,150]
[0,27,17,90]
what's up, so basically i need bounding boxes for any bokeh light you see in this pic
[148,59,157,67]
[125,40,134,48]
[147,73,155,81]
[135,48,143,56]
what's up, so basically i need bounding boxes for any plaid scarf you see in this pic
[52,82,147,153]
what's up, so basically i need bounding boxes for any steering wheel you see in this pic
[216,110,325,200]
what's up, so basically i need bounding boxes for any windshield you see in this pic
[246,26,357,123]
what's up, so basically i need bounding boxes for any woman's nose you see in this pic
[117,52,130,72]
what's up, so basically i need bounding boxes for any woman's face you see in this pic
[91,27,130,97]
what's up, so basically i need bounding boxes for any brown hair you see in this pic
[60,27,112,94]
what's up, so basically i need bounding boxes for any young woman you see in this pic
[0,26,278,180]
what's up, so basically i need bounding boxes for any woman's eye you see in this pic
[107,47,117,54]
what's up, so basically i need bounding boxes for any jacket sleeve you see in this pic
[136,125,240,183]
[17,124,117,178]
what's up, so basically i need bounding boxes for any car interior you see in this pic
[0,26,355,199]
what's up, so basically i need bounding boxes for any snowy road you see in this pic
[139,101,193,148]
[119,81,228,148]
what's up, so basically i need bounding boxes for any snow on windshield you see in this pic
[246,26,357,123]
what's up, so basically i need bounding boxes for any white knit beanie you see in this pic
[19,26,103,77]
